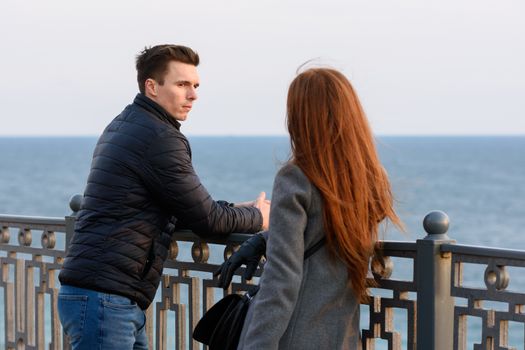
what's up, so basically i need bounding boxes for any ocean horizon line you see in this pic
[1,134,524,139]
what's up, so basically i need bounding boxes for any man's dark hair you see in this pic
[136,44,200,94]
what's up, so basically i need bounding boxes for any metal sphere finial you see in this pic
[69,194,83,212]
[423,210,450,235]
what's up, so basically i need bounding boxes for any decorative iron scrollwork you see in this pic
[40,231,56,249]
[169,240,178,260]
[484,263,510,291]
[371,255,393,280]
[191,242,210,263]
[18,228,32,246]
[223,243,239,261]
[0,226,10,243]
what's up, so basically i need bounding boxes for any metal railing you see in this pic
[1,197,525,350]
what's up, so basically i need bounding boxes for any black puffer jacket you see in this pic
[59,94,262,309]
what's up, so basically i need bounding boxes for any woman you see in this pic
[216,67,402,349]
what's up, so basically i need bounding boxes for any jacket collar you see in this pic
[133,93,181,130]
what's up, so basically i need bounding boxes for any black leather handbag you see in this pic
[192,237,326,350]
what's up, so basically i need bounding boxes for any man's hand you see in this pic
[213,233,267,289]
[254,191,270,230]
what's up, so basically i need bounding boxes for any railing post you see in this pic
[64,194,82,254]
[416,210,456,350]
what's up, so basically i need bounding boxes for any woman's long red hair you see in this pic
[287,68,402,302]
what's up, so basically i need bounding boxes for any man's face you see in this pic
[146,61,200,121]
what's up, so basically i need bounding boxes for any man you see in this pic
[57,44,270,350]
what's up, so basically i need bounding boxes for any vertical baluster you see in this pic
[385,307,401,350]
[16,257,25,345]
[48,269,61,350]
[26,260,35,347]
[483,310,496,348]
[156,275,169,350]
[65,195,82,256]
[145,306,154,350]
[177,304,187,350]
[189,275,200,350]
[5,255,15,347]
[36,269,45,350]
[363,296,382,349]
[499,319,509,348]
[454,260,466,350]
[158,306,167,350]
[456,314,467,350]
[416,211,455,350]
[173,275,185,350]
[204,283,215,312]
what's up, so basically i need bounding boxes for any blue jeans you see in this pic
[58,285,148,350]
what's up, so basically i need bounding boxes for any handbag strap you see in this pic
[304,236,326,260]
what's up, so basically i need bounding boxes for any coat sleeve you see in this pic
[240,163,312,349]
[142,130,262,235]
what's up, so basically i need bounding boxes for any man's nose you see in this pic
[188,87,198,101]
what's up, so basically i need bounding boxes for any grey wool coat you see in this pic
[237,163,361,350]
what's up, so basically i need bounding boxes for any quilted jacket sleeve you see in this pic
[143,130,262,235]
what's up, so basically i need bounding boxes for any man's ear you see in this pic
[144,78,157,97]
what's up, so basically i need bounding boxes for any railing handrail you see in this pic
[0,215,430,252]
[0,213,255,244]
[171,230,256,245]
[441,243,525,260]
[379,240,417,252]
[0,214,66,227]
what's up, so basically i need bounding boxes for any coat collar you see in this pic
[133,93,181,130]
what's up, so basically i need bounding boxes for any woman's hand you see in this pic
[213,232,267,289]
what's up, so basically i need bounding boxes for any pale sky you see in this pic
[1,0,524,136]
